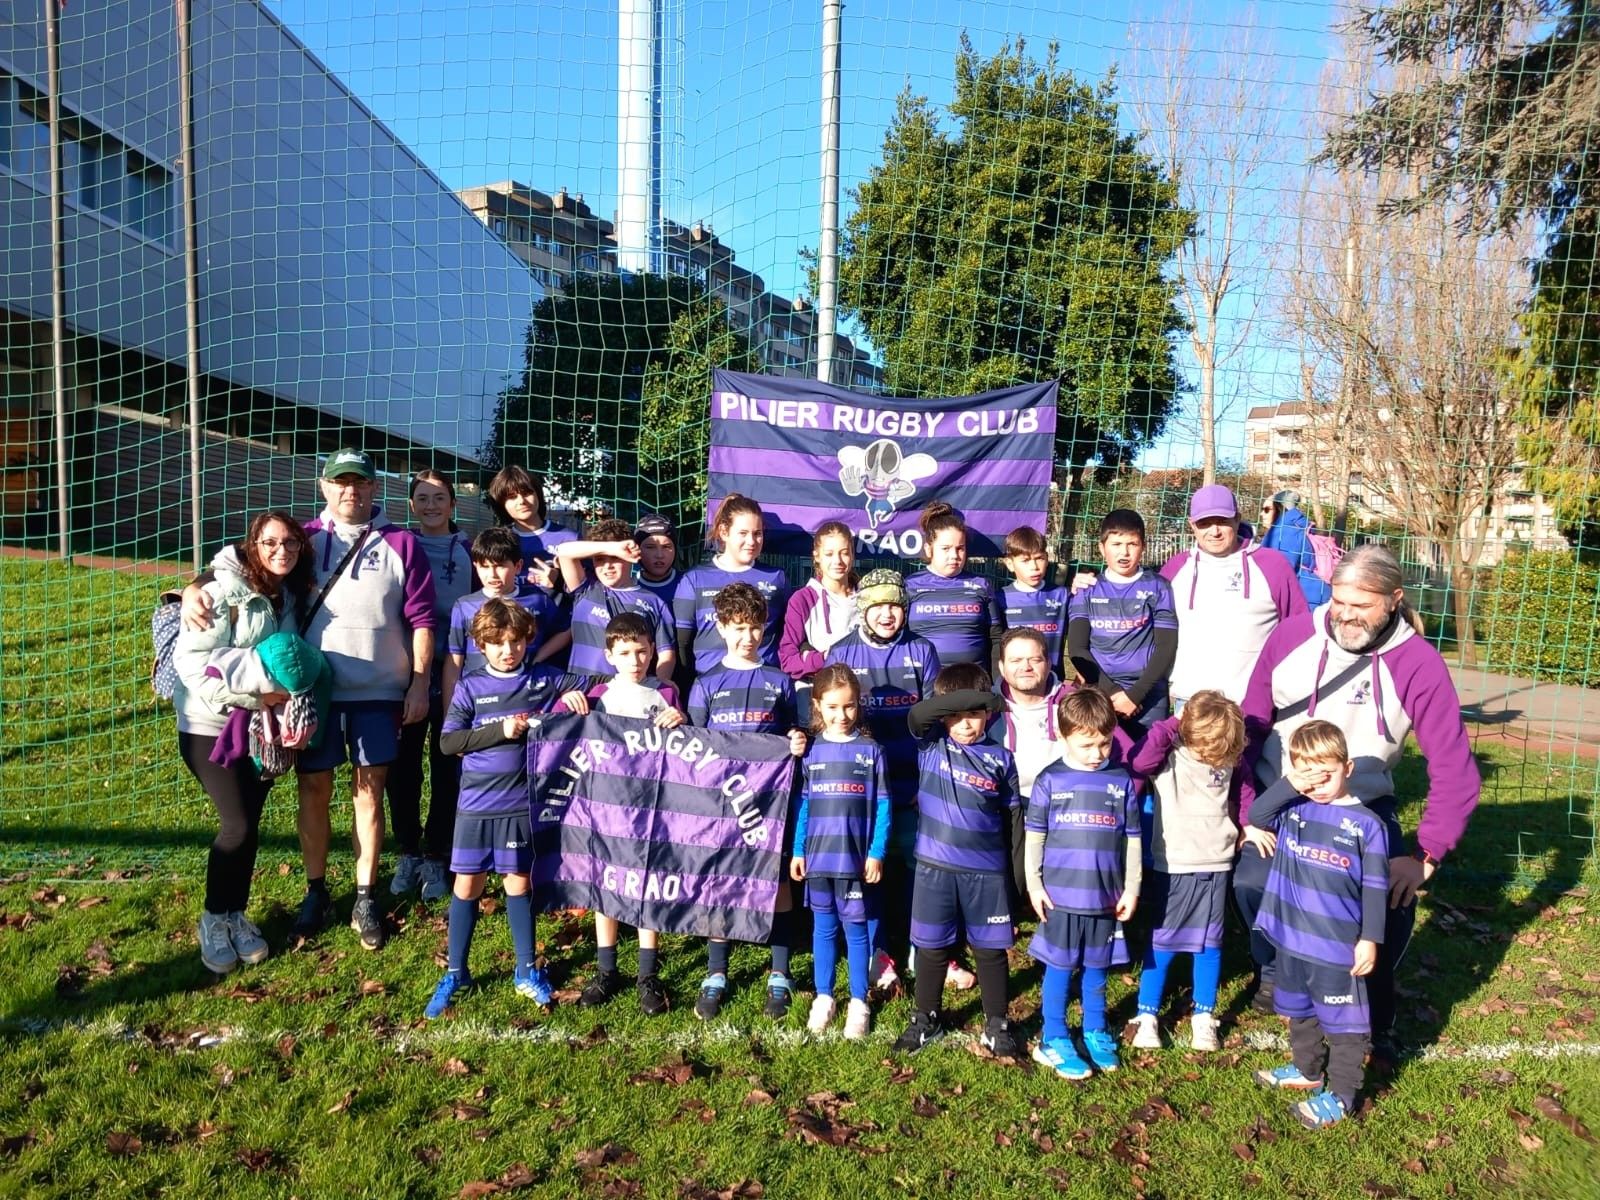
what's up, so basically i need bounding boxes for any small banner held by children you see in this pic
[707,368,1059,558]
[527,712,798,943]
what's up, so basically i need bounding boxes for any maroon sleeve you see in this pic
[1236,613,1312,823]
[779,586,826,679]
[392,531,438,632]
[1128,715,1180,780]
[1390,641,1481,858]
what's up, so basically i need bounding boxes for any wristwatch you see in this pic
[1411,848,1442,870]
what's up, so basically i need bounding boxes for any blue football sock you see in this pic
[707,938,731,977]
[504,891,535,970]
[1193,945,1222,1014]
[812,909,841,995]
[447,896,478,975]
[843,919,872,1001]
[1138,948,1176,1016]
[1041,965,1071,1043]
[1081,966,1109,1033]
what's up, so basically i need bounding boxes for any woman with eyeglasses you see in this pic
[173,510,317,975]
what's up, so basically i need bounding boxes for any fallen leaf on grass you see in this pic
[358,978,386,997]
[1231,1144,1256,1162]
[1042,1166,1071,1191]
[449,1103,488,1122]
[20,1080,43,1103]
[677,1179,764,1200]
[76,895,107,910]
[31,888,66,907]
[1361,1183,1399,1198]
[106,1132,142,1156]
[1518,1132,1545,1151]
[55,965,83,997]
[571,1025,609,1049]
[1132,1095,1178,1124]
[1403,1159,1427,1175]
[1482,1068,1518,1086]
[236,1147,278,1171]
[910,1095,942,1119]
[628,1055,695,1086]
[741,1089,774,1107]
[1532,1094,1596,1143]
[415,1146,443,1166]
[443,1057,473,1076]
[1,1133,36,1158]
[275,1034,297,1060]
[458,1162,539,1196]
[326,1089,356,1115]
[574,1144,638,1169]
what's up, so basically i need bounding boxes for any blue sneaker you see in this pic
[514,964,553,1006]
[1032,1036,1092,1081]
[1253,1061,1324,1090]
[1294,1088,1349,1128]
[694,973,728,1021]
[424,970,471,1019]
[1083,1029,1120,1073]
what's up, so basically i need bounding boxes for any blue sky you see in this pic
[265,0,1344,467]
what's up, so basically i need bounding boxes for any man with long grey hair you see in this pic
[1234,544,1479,1057]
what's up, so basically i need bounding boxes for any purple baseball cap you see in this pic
[1188,484,1239,522]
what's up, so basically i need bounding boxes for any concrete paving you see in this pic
[1450,663,1600,759]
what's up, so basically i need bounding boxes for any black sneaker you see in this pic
[637,974,670,1017]
[579,969,625,1008]
[290,889,333,941]
[693,973,728,1021]
[763,971,795,1019]
[349,896,387,951]
[980,1018,1022,1059]
[893,1010,944,1055]
[1250,976,1277,1015]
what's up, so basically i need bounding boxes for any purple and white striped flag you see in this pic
[708,369,1058,558]
[528,712,797,943]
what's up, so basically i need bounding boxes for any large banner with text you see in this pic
[528,713,797,943]
[707,369,1058,558]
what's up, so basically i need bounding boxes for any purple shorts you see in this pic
[909,862,1012,951]
[450,811,534,877]
[1148,870,1227,954]
[1028,906,1128,971]
[806,876,880,924]
[1274,951,1370,1036]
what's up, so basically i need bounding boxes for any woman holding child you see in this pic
[173,511,315,975]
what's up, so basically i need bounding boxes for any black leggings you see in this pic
[913,945,1010,1023]
[178,731,274,914]
[389,688,459,859]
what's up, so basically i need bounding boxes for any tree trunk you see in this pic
[1199,349,1217,487]
[1450,561,1477,667]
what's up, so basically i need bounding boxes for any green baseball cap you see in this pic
[322,448,376,481]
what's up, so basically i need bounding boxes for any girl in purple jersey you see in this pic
[905,502,1000,667]
[791,664,890,1040]
[673,493,790,681]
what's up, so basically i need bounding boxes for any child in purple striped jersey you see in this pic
[791,664,890,1040]
[1026,688,1142,1082]
[1245,721,1388,1128]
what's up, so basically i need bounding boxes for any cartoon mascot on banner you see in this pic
[837,438,938,528]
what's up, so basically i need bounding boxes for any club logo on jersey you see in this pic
[1208,766,1229,788]
[1348,680,1372,706]
[1339,816,1365,840]
[837,438,937,528]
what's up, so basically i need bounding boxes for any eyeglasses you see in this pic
[256,539,302,553]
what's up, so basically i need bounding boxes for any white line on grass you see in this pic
[4,1015,1600,1064]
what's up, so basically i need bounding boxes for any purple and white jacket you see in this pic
[1239,604,1479,860]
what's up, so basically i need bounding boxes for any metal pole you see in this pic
[44,0,71,561]
[816,0,842,385]
[177,0,205,570]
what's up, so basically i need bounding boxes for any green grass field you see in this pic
[2,556,1598,1199]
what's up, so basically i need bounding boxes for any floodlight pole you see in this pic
[44,0,71,560]
[816,0,842,385]
[177,0,204,570]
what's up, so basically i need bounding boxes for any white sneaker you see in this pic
[843,998,872,1041]
[227,912,269,965]
[390,854,423,896]
[1190,1012,1221,1052]
[419,858,450,902]
[1129,1012,1163,1050]
[807,994,836,1034]
[198,911,238,974]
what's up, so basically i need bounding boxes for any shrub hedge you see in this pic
[1475,549,1600,688]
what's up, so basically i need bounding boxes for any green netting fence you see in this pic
[0,0,1595,879]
